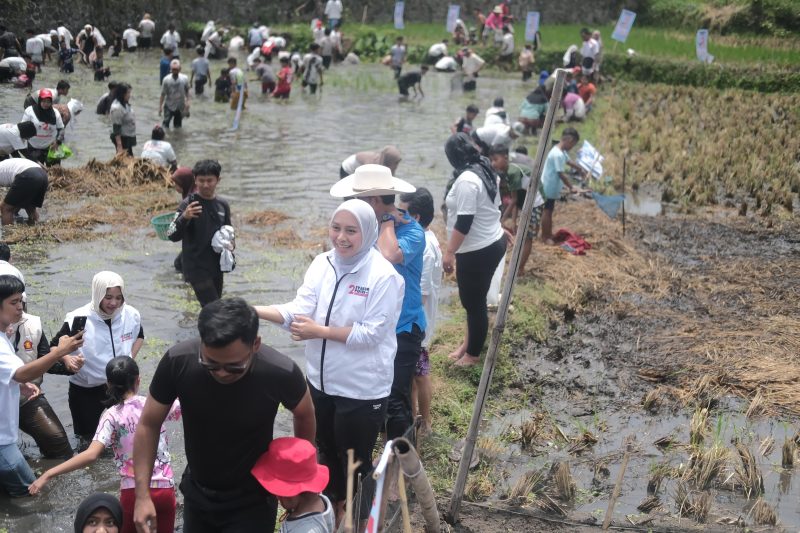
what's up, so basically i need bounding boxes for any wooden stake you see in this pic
[445,69,569,525]
[602,439,632,530]
[397,468,413,533]
[345,449,361,533]
[622,156,627,237]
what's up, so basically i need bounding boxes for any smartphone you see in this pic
[70,316,88,336]
[187,192,200,204]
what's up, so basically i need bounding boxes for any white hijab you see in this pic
[91,271,125,320]
[330,200,379,272]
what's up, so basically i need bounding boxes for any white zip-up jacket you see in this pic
[63,303,141,387]
[275,248,404,400]
[10,313,43,385]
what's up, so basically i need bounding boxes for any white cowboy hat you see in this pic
[330,164,416,198]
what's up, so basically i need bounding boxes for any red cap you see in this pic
[251,437,329,497]
[38,88,53,100]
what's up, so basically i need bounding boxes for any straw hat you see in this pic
[330,164,416,198]
[251,438,329,498]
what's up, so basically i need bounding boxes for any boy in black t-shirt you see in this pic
[397,65,428,97]
[450,104,479,135]
[214,68,231,103]
[132,298,315,532]
[167,159,232,307]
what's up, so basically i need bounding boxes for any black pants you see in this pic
[19,395,73,458]
[68,383,108,439]
[392,65,402,79]
[522,70,533,82]
[163,107,183,128]
[22,146,48,164]
[310,384,387,519]
[456,236,506,356]
[189,274,223,307]
[322,55,332,69]
[109,134,135,156]
[194,75,207,95]
[386,324,424,439]
[181,470,278,532]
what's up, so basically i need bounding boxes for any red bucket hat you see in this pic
[251,437,329,497]
[38,88,53,100]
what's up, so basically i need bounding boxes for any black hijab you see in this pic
[74,493,123,533]
[31,99,57,125]
[444,132,498,202]
[526,85,548,105]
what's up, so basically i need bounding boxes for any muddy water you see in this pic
[0,51,537,529]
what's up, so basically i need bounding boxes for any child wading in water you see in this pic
[29,357,181,533]
[251,437,334,533]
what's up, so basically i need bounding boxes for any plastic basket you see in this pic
[150,212,176,241]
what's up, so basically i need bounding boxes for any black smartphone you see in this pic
[70,316,88,336]
[187,192,200,204]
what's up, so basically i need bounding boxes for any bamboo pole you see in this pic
[445,68,568,525]
[345,449,361,533]
[397,468,413,533]
[622,156,626,237]
[602,439,632,530]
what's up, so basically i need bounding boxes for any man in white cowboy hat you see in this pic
[330,164,427,441]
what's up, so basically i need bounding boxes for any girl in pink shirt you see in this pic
[29,357,181,533]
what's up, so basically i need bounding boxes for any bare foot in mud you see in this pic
[454,354,481,367]
[448,342,467,361]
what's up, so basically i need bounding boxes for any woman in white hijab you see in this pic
[256,199,404,525]
[52,271,143,443]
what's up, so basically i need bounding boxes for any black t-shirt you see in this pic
[149,338,307,491]
[168,195,231,281]
[398,71,422,85]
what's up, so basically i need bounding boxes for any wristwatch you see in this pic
[380,213,395,224]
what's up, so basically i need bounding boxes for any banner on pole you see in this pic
[394,2,405,30]
[525,11,540,42]
[364,441,393,533]
[611,9,636,43]
[446,5,460,33]
[696,29,713,63]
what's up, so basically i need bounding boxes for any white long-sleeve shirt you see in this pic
[275,248,404,400]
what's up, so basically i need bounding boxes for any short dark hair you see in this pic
[421,65,429,72]
[0,243,10,262]
[151,125,165,140]
[493,97,504,107]
[489,145,509,157]
[56,80,70,91]
[399,187,434,228]
[0,275,24,304]
[168,23,175,30]
[198,298,259,347]
[515,146,529,155]
[193,159,222,177]
[562,127,580,142]
[580,27,591,35]
[310,43,320,51]
[108,81,118,90]
[324,28,331,36]
[466,104,479,114]
[380,194,395,205]
[280,57,289,65]
[196,46,204,55]
[227,57,237,65]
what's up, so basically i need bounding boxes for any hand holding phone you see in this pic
[183,194,203,220]
[70,316,88,337]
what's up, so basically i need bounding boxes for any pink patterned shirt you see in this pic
[93,395,181,490]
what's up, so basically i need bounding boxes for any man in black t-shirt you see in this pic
[133,298,316,532]
[167,159,232,307]
[397,65,428,97]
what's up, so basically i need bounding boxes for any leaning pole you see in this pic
[445,68,568,524]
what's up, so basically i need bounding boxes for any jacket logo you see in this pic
[23,340,33,351]
[347,284,370,297]
[121,332,134,342]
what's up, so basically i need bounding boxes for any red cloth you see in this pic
[120,487,176,533]
[553,228,591,255]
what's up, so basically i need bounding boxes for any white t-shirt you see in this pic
[122,28,140,47]
[57,26,74,47]
[0,57,27,72]
[462,53,485,76]
[581,38,600,60]
[139,19,155,38]
[21,105,64,149]
[475,124,513,150]
[0,334,24,446]
[484,106,508,127]
[341,154,359,174]
[0,158,42,186]
[141,140,176,167]
[302,53,323,84]
[500,33,514,56]
[26,37,44,60]
[428,43,447,57]
[324,0,343,19]
[0,124,27,156]
[445,170,504,253]
[435,56,457,71]
[421,230,443,347]
[160,31,180,50]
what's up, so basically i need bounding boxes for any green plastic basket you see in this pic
[150,212,176,241]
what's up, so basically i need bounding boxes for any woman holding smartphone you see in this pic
[51,271,144,445]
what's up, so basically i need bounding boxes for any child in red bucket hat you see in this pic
[252,437,334,533]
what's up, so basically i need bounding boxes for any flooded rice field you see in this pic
[2,50,798,532]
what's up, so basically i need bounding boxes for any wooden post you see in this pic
[622,156,626,237]
[602,439,632,529]
[397,467,413,533]
[445,68,569,525]
[345,449,361,533]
